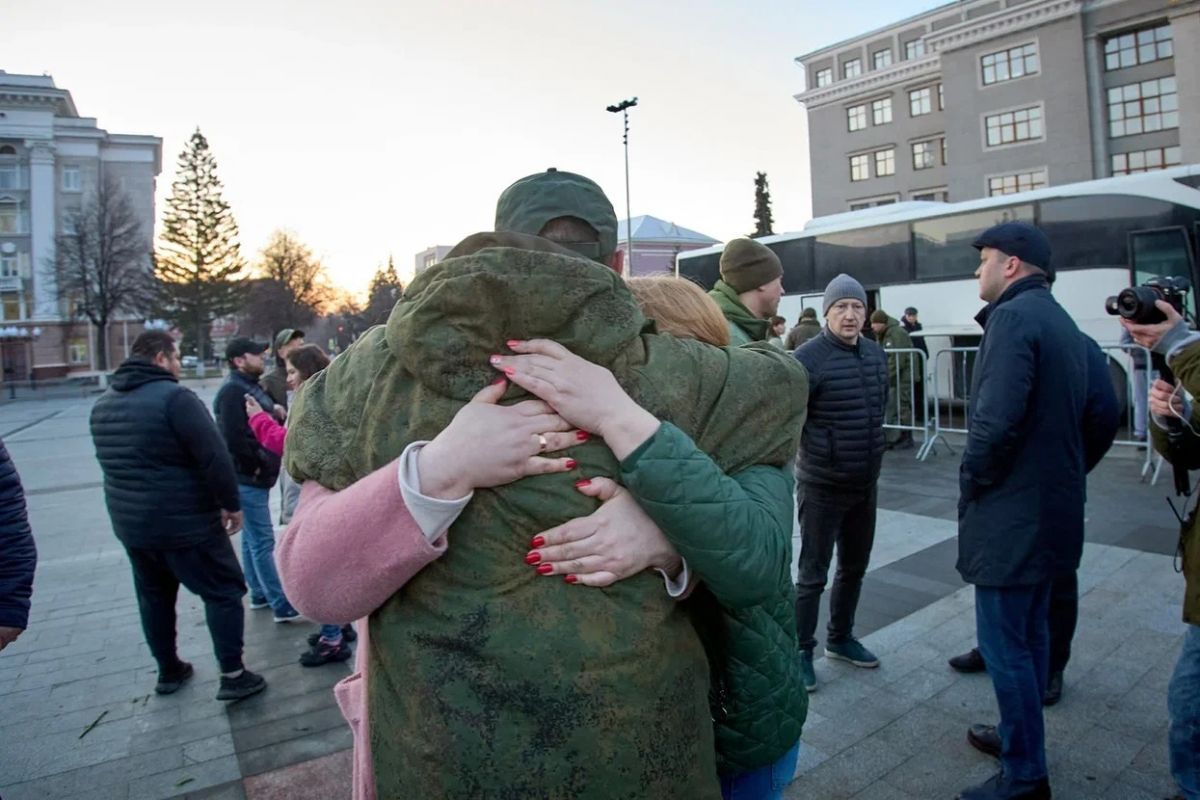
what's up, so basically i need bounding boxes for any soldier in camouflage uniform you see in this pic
[871,310,917,450]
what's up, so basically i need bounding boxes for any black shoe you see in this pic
[1043,671,1063,706]
[967,723,1001,759]
[216,669,267,701]
[307,624,356,647]
[949,647,987,673]
[299,640,353,667]
[154,661,194,695]
[957,771,1051,799]
[894,433,915,451]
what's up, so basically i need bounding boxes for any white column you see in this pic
[25,140,58,320]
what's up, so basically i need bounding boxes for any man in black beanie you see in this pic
[708,237,784,345]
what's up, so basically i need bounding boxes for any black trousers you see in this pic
[1048,570,1077,675]
[795,481,878,652]
[126,535,247,674]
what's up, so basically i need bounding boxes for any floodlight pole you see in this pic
[606,97,638,275]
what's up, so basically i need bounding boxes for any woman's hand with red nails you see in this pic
[527,477,681,587]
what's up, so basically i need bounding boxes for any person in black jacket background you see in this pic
[90,331,266,700]
[953,223,1118,800]
[213,337,298,622]
[793,272,888,693]
[0,437,35,652]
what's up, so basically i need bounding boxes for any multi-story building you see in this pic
[617,215,718,277]
[414,245,453,275]
[794,0,1200,216]
[0,70,161,380]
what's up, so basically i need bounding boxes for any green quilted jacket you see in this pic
[709,280,770,346]
[285,232,808,799]
[620,423,807,774]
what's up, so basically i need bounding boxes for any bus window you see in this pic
[768,238,815,294]
[913,205,1032,280]
[1130,227,1197,318]
[814,223,910,289]
[1040,195,1177,270]
[677,250,722,289]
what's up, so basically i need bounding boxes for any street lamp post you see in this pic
[606,97,638,276]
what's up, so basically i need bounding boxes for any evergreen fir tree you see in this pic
[363,255,404,326]
[154,128,246,359]
[752,171,775,238]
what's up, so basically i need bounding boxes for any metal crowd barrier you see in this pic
[880,347,929,459]
[916,343,1154,478]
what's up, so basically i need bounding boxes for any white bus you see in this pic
[677,165,1200,406]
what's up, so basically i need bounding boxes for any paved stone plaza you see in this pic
[0,386,1189,799]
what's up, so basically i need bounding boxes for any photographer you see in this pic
[1123,300,1200,800]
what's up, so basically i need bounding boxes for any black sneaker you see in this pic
[155,661,194,695]
[216,669,267,701]
[299,640,353,668]
[307,624,357,647]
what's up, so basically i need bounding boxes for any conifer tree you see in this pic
[752,171,775,238]
[154,128,246,358]
[363,255,404,326]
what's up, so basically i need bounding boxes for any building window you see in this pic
[0,145,16,156]
[988,169,1048,196]
[849,197,898,211]
[905,40,926,60]
[1104,24,1172,71]
[912,141,937,170]
[873,49,892,70]
[875,148,896,177]
[850,154,870,182]
[985,105,1043,147]
[62,166,81,193]
[912,189,948,202]
[843,58,862,79]
[0,202,18,235]
[68,339,89,365]
[941,137,948,165]
[872,97,892,125]
[938,83,944,110]
[1112,146,1182,175]
[847,105,867,131]
[1107,77,1178,137]
[0,253,16,277]
[981,43,1040,85]
[909,87,932,117]
[815,68,833,88]
[0,165,18,191]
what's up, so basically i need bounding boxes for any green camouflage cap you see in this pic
[494,168,618,264]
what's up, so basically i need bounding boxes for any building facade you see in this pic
[0,71,161,380]
[414,245,452,275]
[794,0,1200,216]
[616,215,719,277]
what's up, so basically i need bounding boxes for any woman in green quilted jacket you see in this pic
[493,276,807,800]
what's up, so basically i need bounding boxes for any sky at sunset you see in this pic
[4,0,940,296]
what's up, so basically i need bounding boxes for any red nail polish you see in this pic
[564,574,578,584]
[506,339,521,348]
[503,366,515,376]
[530,535,546,548]
[524,551,541,565]
[564,459,578,469]
[574,478,591,488]
[537,563,554,575]
[575,430,590,442]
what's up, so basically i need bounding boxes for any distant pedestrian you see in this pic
[0,437,35,653]
[245,343,353,667]
[262,329,305,524]
[793,273,887,692]
[954,222,1117,800]
[784,307,821,351]
[708,237,784,345]
[870,309,916,450]
[90,331,266,700]
[213,337,300,622]
[767,315,787,349]
[901,306,927,356]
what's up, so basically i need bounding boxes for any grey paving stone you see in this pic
[126,754,241,800]
[235,725,352,778]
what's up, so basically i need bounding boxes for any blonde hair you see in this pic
[627,275,731,347]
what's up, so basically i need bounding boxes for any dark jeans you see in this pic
[126,535,247,674]
[794,481,877,652]
[976,582,1052,784]
[1169,624,1200,798]
[1048,571,1077,675]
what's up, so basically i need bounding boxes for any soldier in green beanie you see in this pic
[870,310,917,449]
[709,238,785,346]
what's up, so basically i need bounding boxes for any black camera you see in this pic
[1104,276,1190,324]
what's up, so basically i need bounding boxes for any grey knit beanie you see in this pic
[822,273,867,316]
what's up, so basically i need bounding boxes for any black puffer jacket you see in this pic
[91,359,241,549]
[793,329,887,488]
[0,438,35,630]
[214,371,280,488]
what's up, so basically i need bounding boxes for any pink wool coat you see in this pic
[276,460,447,800]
